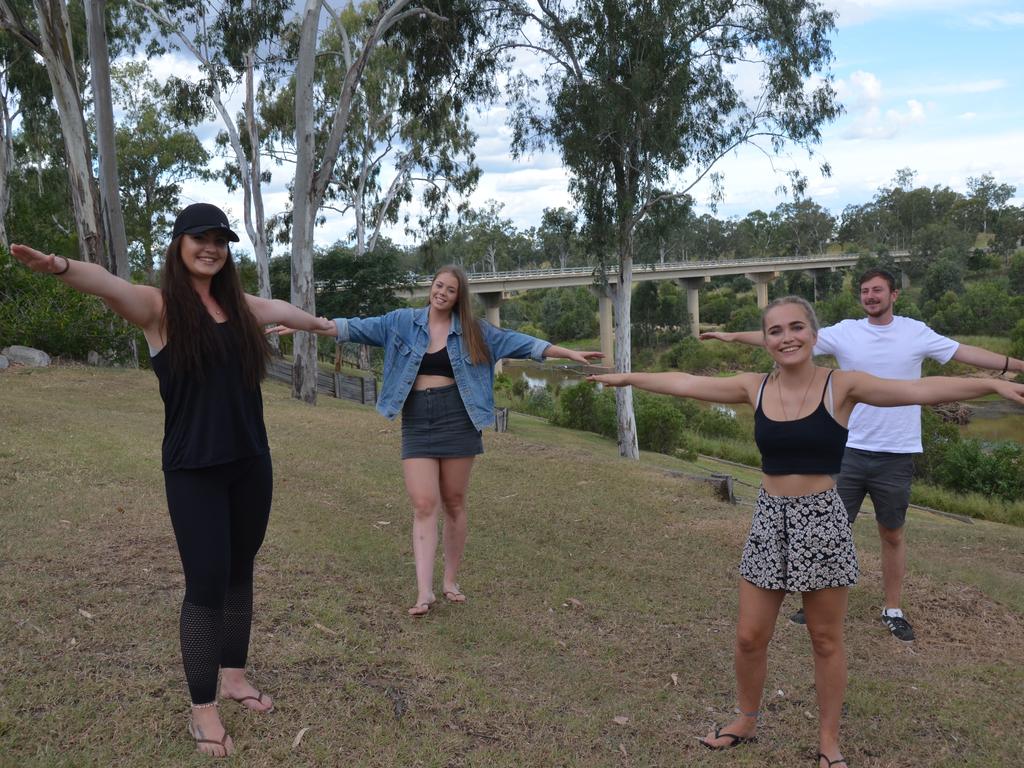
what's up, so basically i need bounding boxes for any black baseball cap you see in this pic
[171,203,240,242]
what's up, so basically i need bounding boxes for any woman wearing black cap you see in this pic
[11,203,336,758]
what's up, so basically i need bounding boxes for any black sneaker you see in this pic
[789,608,806,625]
[881,613,915,642]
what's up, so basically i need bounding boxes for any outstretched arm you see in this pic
[841,371,1024,410]
[246,296,337,336]
[698,330,765,347]
[587,371,760,405]
[543,345,604,365]
[10,244,162,333]
[953,343,1024,375]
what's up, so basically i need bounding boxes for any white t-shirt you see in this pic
[814,316,959,453]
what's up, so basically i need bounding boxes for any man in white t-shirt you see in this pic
[702,268,1023,641]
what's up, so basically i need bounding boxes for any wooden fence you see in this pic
[267,357,377,405]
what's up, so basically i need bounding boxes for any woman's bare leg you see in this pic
[402,458,442,612]
[802,586,849,764]
[438,457,475,598]
[702,579,785,747]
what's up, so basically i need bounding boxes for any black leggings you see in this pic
[164,453,273,705]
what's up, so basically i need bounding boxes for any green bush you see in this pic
[1011,318,1024,360]
[0,247,138,363]
[693,406,747,440]
[554,382,617,438]
[660,337,717,371]
[724,303,762,332]
[634,391,687,454]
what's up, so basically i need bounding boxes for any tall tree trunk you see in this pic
[85,0,128,277]
[0,86,13,250]
[289,0,322,404]
[33,0,106,267]
[612,249,639,459]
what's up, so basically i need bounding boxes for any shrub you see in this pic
[0,247,138,363]
[693,406,746,440]
[724,303,762,332]
[634,391,687,454]
[554,382,616,438]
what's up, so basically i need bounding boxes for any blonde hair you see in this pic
[761,295,819,335]
[433,265,490,365]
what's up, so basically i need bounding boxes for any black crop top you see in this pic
[753,370,848,475]
[151,322,269,471]
[418,346,455,378]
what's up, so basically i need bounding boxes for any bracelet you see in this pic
[191,700,218,709]
[1001,355,1010,376]
[52,255,70,276]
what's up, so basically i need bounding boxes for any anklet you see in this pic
[740,709,760,719]
[191,700,219,710]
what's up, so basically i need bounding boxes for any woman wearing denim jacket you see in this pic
[299,265,602,615]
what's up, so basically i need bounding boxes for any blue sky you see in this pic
[178,0,1024,249]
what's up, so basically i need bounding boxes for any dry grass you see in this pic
[2,366,1024,767]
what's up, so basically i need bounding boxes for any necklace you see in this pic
[778,368,817,421]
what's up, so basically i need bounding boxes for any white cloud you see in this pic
[959,111,977,120]
[835,70,883,106]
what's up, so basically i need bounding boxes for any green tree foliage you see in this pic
[507,0,840,459]
[539,287,598,343]
[633,281,687,347]
[0,247,137,361]
[111,62,213,279]
[1010,318,1024,360]
[535,207,582,269]
[921,255,965,305]
[725,303,763,332]
[1008,252,1024,295]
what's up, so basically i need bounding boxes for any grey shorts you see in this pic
[836,448,914,529]
[401,384,483,460]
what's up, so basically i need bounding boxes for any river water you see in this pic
[503,360,1024,444]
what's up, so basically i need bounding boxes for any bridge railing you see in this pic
[404,251,906,286]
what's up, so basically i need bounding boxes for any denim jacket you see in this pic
[333,307,550,429]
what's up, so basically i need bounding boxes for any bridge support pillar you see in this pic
[679,277,710,337]
[901,271,910,290]
[480,292,504,373]
[746,272,778,308]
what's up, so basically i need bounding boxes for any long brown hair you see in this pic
[160,235,270,387]
[435,265,489,365]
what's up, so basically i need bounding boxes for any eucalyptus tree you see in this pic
[507,0,840,457]
[280,0,506,403]
[535,206,580,269]
[966,173,1016,235]
[132,0,291,301]
[111,61,213,278]
[0,28,51,249]
[0,0,108,267]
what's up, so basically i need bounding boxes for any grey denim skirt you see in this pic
[401,383,483,459]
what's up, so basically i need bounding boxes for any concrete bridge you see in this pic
[404,251,908,362]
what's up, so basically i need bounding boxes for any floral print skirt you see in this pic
[739,486,859,593]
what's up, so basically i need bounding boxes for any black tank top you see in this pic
[754,370,848,475]
[151,323,269,471]
[417,346,454,378]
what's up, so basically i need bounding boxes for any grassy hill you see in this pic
[1,366,1023,767]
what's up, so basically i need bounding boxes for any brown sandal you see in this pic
[225,690,275,713]
[187,717,232,757]
[443,585,467,603]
